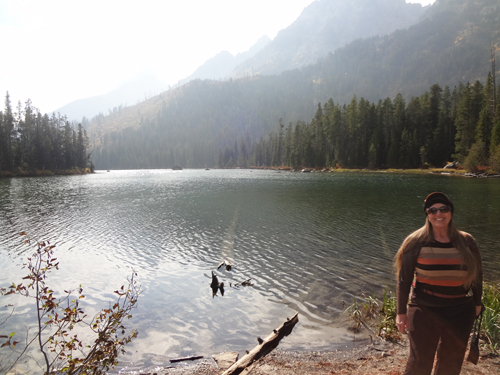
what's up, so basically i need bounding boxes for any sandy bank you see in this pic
[121,337,499,375]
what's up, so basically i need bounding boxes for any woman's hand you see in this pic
[476,305,482,317]
[396,314,408,334]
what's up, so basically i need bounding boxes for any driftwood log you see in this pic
[236,278,254,287]
[221,312,299,375]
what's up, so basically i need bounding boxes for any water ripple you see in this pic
[1,170,500,371]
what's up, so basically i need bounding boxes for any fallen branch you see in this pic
[234,278,254,287]
[169,355,204,363]
[222,312,299,375]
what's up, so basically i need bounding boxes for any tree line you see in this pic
[3,71,499,174]
[233,72,500,173]
[0,93,92,176]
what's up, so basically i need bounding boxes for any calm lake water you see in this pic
[1,170,499,372]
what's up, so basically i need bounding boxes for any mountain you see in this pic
[177,36,271,85]
[55,0,423,123]
[88,0,500,170]
[307,0,500,103]
[231,0,426,78]
[53,68,168,122]
[54,37,270,122]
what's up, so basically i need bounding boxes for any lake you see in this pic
[1,170,499,372]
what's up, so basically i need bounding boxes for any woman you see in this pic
[395,192,483,375]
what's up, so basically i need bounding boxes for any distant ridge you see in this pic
[177,36,271,85]
[53,68,167,122]
[53,37,270,122]
[230,0,425,78]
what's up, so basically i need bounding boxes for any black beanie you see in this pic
[423,192,454,214]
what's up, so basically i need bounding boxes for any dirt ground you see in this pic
[134,337,499,375]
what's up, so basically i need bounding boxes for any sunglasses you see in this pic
[426,206,451,215]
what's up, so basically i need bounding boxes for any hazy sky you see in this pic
[0,0,436,114]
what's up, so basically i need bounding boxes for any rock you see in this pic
[213,352,239,370]
[5,365,28,375]
[444,161,458,169]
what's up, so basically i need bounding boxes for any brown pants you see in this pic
[404,301,475,375]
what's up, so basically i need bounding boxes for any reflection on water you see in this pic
[1,170,499,371]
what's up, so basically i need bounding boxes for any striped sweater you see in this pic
[397,235,483,314]
[415,242,469,298]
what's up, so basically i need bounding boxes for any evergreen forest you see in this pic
[2,71,500,175]
[86,0,499,172]
[89,72,500,174]
[246,73,500,173]
[0,93,92,176]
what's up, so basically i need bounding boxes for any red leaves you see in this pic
[2,233,142,374]
[0,333,19,349]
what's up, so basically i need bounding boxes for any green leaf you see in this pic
[9,332,15,338]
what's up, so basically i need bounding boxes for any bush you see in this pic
[377,288,400,341]
[0,233,141,375]
[345,289,401,341]
[481,282,500,354]
[488,144,500,174]
[464,141,488,173]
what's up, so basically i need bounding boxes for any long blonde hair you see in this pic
[394,216,479,288]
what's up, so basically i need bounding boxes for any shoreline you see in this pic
[118,337,499,375]
[3,167,498,179]
[0,168,92,178]
[250,166,500,178]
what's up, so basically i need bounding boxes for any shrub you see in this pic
[464,141,488,173]
[481,282,500,354]
[488,144,500,174]
[0,233,141,375]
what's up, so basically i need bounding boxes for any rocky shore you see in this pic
[122,337,499,375]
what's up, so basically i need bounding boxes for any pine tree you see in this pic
[2,92,15,171]
[454,83,477,162]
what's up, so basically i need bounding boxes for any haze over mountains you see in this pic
[56,0,426,122]
[231,0,425,77]
[55,68,167,122]
[55,37,270,121]
[82,0,499,170]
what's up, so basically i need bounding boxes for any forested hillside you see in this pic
[309,0,500,104]
[76,0,500,171]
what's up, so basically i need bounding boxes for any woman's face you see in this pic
[426,203,452,231]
